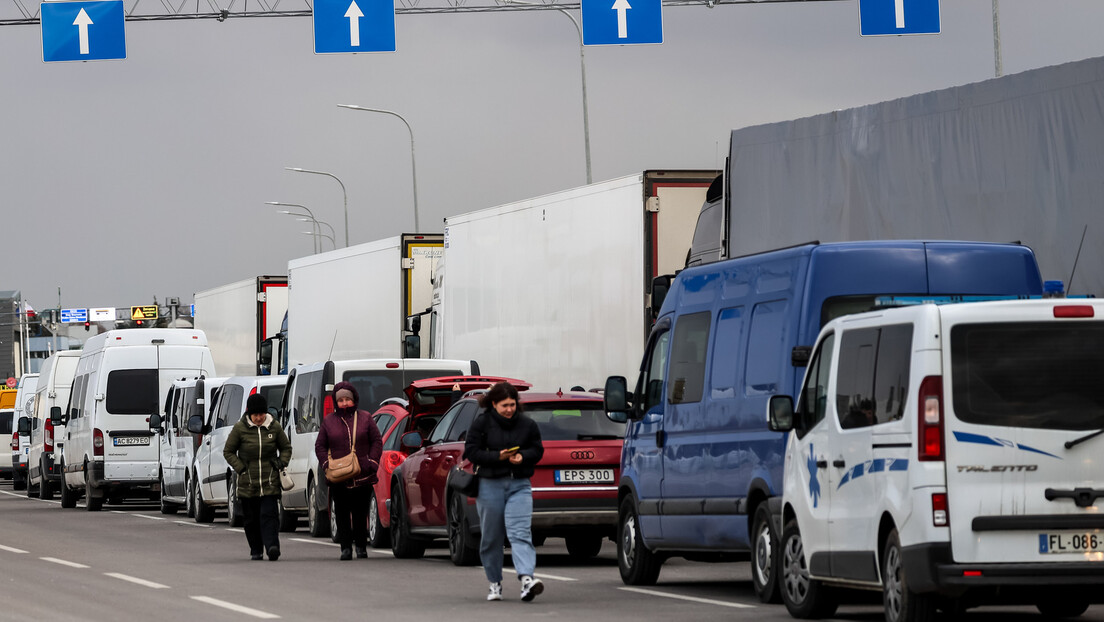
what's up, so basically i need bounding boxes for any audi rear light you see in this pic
[918,376,944,461]
[93,428,104,457]
[932,492,949,526]
[44,418,54,452]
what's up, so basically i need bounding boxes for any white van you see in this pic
[768,298,1104,622]
[280,358,478,535]
[189,375,286,525]
[54,329,215,511]
[154,376,224,516]
[27,350,81,499]
[12,373,39,491]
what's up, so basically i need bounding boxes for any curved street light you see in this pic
[285,167,349,247]
[302,230,336,250]
[295,217,338,246]
[265,201,330,253]
[336,104,421,232]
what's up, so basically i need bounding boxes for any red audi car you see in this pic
[388,389,624,566]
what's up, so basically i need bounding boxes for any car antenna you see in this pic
[327,330,338,361]
[1066,224,1088,294]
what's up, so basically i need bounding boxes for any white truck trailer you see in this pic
[193,276,288,377]
[433,170,717,391]
[286,234,442,366]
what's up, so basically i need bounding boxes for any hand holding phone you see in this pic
[499,446,521,461]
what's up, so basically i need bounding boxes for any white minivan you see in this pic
[12,373,40,491]
[154,376,224,516]
[188,375,286,525]
[54,329,215,511]
[27,350,81,500]
[769,298,1104,622]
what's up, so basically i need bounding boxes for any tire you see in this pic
[26,473,39,499]
[390,490,426,559]
[882,529,936,622]
[13,471,26,491]
[185,476,195,518]
[85,468,103,512]
[307,482,330,538]
[779,520,837,619]
[329,498,339,543]
[39,459,54,501]
[618,496,663,585]
[227,474,243,528]
[447,493,479,566]
[368,493,390,549]
[193,474,214,523]
[752,503,782,603]
[277,498,297,532]
[565,533,604,561]
[59,465,77,509]
[159,475,179,515]
[1036,600,1090,619]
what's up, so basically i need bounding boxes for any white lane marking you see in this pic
[0,489,60,504]
[618,587,756,609]
[105,572,169,589]
[40,557,90,569]
[289,537,339,548]
[174,521,212,528]
[0,544,28,554]
[503,567,578,582]
[190,596,280,619]
[225,528,244,533]
[112,510,127,514]
[132,514,166,521]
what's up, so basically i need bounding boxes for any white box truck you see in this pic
[433,170,717,391]
[287,234,442,366]
[193,276,288,377]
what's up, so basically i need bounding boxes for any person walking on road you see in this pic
[223,393,291,561]
[463,382,545,602]
[316,381,383,560]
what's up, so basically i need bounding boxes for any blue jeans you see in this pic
[476,477,535,583]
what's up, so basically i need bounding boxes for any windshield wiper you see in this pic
[1065,429,1104,449]
[576,434,621,440]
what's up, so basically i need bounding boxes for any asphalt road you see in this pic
[1,480,1101,622]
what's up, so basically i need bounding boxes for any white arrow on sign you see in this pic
[894,0,905,28]
[345,1,364,47]
[611,0,632,38]
[73,8,94,55]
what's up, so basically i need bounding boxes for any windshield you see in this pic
[343,368,461,413]
[951,322,1104,430]
[524,403,625,441]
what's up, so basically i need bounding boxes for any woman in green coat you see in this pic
[224,393,291,561]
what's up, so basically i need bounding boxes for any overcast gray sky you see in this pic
[4,0,1104,311]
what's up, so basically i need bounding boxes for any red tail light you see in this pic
[323,395,334,418]
[1054,305,1094,318]
[918,376,944,461]
[931,492,949,526]
[93,428,104,457]
[44,418,54,453]
[10,432,18,451]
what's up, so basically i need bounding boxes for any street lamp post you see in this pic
[504,0,592,184]
[265,201,328,253]
[295,217,338,249]
[285,167,350,247]
[336,104,421,232]
[302,230,337,249]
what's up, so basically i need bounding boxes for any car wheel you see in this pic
[618,496,663,585]
[390,490,426,559]
[185,476,195,518]
[13,471,26,491]
[227,473,244,527]
[329,498,340,543]
[1036,600,1090,619]
[369,493,390,549]
[565,534,604,561]
[59,465,76,509]
[39,460,54,501]
[159,474,178,515]
[26,473,39,499]
[308,481,331,538]
[277,497,297,532]
[882,528,937,622]
[447,493,479,566]
[752,503,782,603]
[193,474,215,523]
[85,467,103,512]
[779,519,836,619]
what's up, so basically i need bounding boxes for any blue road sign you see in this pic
[41,1,126,63]
[859,0,939,36]
[313,0,396,54]
[581,0,662,46]
[60,308,88,323]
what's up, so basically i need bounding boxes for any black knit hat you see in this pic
[245,393,269,416]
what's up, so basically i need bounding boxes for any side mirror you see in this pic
[604,376,630,423]
[767,396,795,432]
[50,406,67,425]
[402,335,421,359]
[149,413,163,432]
[650,275,673,318]
[17,417,31,435]
[405,314,422,334]
[185,414,205,435]
[400,431,423,453]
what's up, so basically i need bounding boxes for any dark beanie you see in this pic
[245,393,268,415]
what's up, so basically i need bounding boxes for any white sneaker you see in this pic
[520,575,544,602]
[486,582,502,601]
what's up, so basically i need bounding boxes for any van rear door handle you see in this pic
[815,460,827,469]
[832,459,846,468]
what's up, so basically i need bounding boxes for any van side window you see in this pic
[797,332,835,433]
[874,324,913,423]
[668,312,711,404]
[294,371,324,434]
[69,375,86,419]
[710,307,745,399]
[218,385,244,428]
[836,324,913,429]
[639,331,671,413]
[745,300,789,395]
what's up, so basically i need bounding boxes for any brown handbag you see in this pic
[325,412,361,484]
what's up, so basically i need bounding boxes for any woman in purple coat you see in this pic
[315,381,383,560]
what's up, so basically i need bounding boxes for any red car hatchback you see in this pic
[389,389,624,566]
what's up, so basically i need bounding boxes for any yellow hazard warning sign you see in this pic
[131,305,158,320]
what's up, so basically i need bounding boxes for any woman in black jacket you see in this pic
[463,382,545,602]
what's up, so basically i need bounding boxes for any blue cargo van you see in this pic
[603,241,1043,601]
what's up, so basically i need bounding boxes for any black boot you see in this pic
[340,548,352,561]
[355,546,368,558]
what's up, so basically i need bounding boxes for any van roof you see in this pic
[81,328,208,353]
